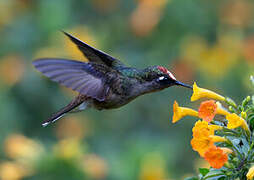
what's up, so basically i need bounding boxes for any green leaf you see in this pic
[199,168,209,176]
[184,177,199,180]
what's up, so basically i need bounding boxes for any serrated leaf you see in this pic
[199,168,209,176]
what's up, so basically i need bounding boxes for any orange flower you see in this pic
[172,101,198,123]
[204,146,228,169]
[198,100,217,122]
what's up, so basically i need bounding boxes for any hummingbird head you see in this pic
[142,66,192,92]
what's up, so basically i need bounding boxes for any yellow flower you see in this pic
[191,120,216,156]
[209,124,223,132]
[247,165,254,180]
[172,101,198,123]
[226,113,250,132]
[220,148,233,155]
[4,134,44,161]
[191,82,226,102]
[53,138,84,159]
[215,102,230,116]
[209,135,228,143]
[191,137,215,157]
[0,162,31,180]
[139,152,167,180]
[192,120,215,138]
[204,146,228,169]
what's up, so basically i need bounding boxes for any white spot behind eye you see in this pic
[158,76,165,80]
[167,71,176,80]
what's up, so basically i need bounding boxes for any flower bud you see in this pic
[242,96,251,107]
[225,97,237,108]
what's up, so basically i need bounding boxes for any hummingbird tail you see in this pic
[42,96,86,127]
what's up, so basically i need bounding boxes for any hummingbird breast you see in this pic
[91,75,141,110]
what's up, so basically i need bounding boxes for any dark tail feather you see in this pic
[42,98,84,127]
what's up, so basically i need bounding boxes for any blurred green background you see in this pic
[0,0,253,179]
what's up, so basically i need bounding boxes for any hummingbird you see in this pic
[33,32,192,127]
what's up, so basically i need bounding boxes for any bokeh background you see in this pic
[0,0,254,179]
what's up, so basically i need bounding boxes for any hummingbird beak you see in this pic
[174,80,193,89]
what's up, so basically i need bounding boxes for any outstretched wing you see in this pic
[63,31,123,67]
[32,58,110,101]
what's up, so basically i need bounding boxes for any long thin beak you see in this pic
[175,80,193,89]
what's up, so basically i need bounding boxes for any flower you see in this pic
[220,148,233,155]
[130,0,167,37]
[226,113,249,131]
[209,135,228,143]
[198,100,231,122]
[4,134,43,161]
[247,165,254,180]
[82,154,108,179]
[139,152,167,180]
[191,137,215,157]
[192,120,215,138]
[198,100,217,122]
[191,82,226,102]
[204,146,228,169]
[55,116,87,140]
[172,101,198,123]
[0,55,25,87]
[208,124,223,132]
[215,101,230,116]
[0,162,31,180]
[53,138,84,159]
[191,120,216,156]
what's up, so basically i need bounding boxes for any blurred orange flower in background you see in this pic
[0,161,31,180]
[92,0,119,13]
[82,154,108,179]
[0,55,25,86]
[181,33,242,78]
[130,0,168,37]
[55,115,89,140]
[139,152,168,180]
[220,0,253,27]
[243,36,254,64]
[4,134,44,162]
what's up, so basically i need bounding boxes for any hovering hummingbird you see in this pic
[33,32,192,127]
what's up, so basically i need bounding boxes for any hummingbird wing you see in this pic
[32,58,110,101]
[63,31,124,67]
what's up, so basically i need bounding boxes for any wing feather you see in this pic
[33,58,109,101]
[63,32,123,67]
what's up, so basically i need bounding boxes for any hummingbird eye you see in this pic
[157,76,168,82]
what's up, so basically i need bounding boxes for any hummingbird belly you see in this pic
[92,93,138,110]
